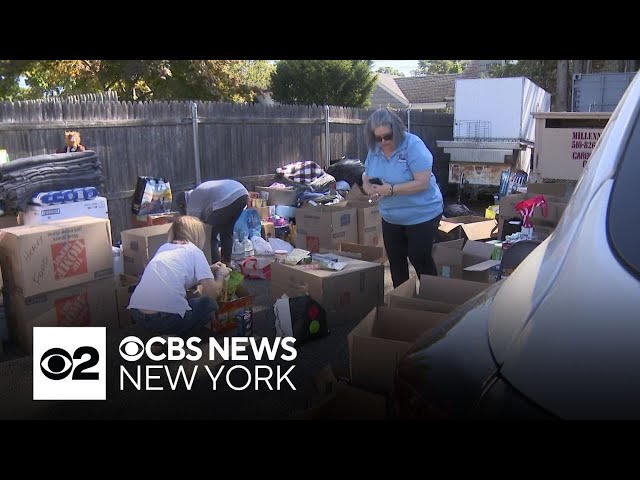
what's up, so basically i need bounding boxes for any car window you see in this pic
[608,111,640,278]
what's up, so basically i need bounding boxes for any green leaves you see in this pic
[270,60,377,107]
[0,60,275,102]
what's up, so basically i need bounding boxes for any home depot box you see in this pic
[120,223,172,277]
[295,203,357,253]
[0,216,114,298]
[21,197,109,226]
[4,277,118,354]
[270,255,384,327]
[388,274,489,313]
[348,306,447,394]
[438,215,497,241]
[432,239,498,283]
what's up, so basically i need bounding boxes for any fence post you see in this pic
[324,104,330,170]
[191,102,202,185]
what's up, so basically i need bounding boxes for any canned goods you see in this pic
[236,308,253,336]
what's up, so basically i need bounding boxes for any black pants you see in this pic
[205,194,249,264]
[382,214,442,288]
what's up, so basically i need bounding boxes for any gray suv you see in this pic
[393,71,640,419]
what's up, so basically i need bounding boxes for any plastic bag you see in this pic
[132,176,172,215]
[233,208,262,240]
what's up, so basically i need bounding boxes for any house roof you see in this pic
[371,61,488,109]
[370,74,409,109]
[395,74,457,104]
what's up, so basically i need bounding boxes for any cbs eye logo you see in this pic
[40,346,99,380]
[119,336,145,361]
[33,327,106,401]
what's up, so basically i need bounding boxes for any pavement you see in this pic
[0,260,411,420]
[0,193,487,420]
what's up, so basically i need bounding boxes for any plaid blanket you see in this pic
[276,161,324,185]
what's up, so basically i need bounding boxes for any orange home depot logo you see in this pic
[51,239,88,279]
[55,292,91,326]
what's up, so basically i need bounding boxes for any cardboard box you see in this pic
[261,221,275,240]
[321,242,387,264]
[0,215,19,230]
[432,239,499,283]
[291,365,387,419]
[146,211,179,226]
[255,186,297,206]
[115,274,139,328]
[270,255,384,328]
[388,275,489,314]
[348,306,447,394]
[0,216,114,298]
[210,284,254,335]
[22,197,109,226]
[4,277,118,354]
[120,223,172,277]
[295,203,358,253]
[497,183,568,240]
[438,215,498,241]
[347,188,384,247]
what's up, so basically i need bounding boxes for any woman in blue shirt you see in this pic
[362,108,443,287]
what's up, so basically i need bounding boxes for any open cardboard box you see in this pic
[320,242,387,264]
[290,365,388,419]
[439,215,498,242]
[388,274,489,313]
[433,239,499,283]
[347,306,447,394]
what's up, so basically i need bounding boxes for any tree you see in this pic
[376,66,404,76]
[270,60,378,107]
[413,60,469,75]
[0,60,275,102]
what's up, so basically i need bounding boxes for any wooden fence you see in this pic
[0,99,453,241]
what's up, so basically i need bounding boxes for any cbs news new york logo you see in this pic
[33,327,106,400]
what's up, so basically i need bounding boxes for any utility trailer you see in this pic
[437,77,551,199]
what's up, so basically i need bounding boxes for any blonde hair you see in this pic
[168,215,206,250]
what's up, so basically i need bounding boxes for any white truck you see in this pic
[437,77,551,198]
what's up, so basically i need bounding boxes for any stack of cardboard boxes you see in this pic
[0,217,116,353]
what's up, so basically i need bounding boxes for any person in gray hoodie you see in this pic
[178,179,249,264]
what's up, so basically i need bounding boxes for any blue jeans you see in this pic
[130,296,218,337]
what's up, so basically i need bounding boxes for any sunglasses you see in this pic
[375,132,393,143]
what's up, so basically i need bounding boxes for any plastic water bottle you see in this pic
[242,233,255,258]
[231,233,245,264]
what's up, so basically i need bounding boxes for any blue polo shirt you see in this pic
[364,132,443,225]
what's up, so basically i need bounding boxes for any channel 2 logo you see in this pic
[33,327,106,400]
